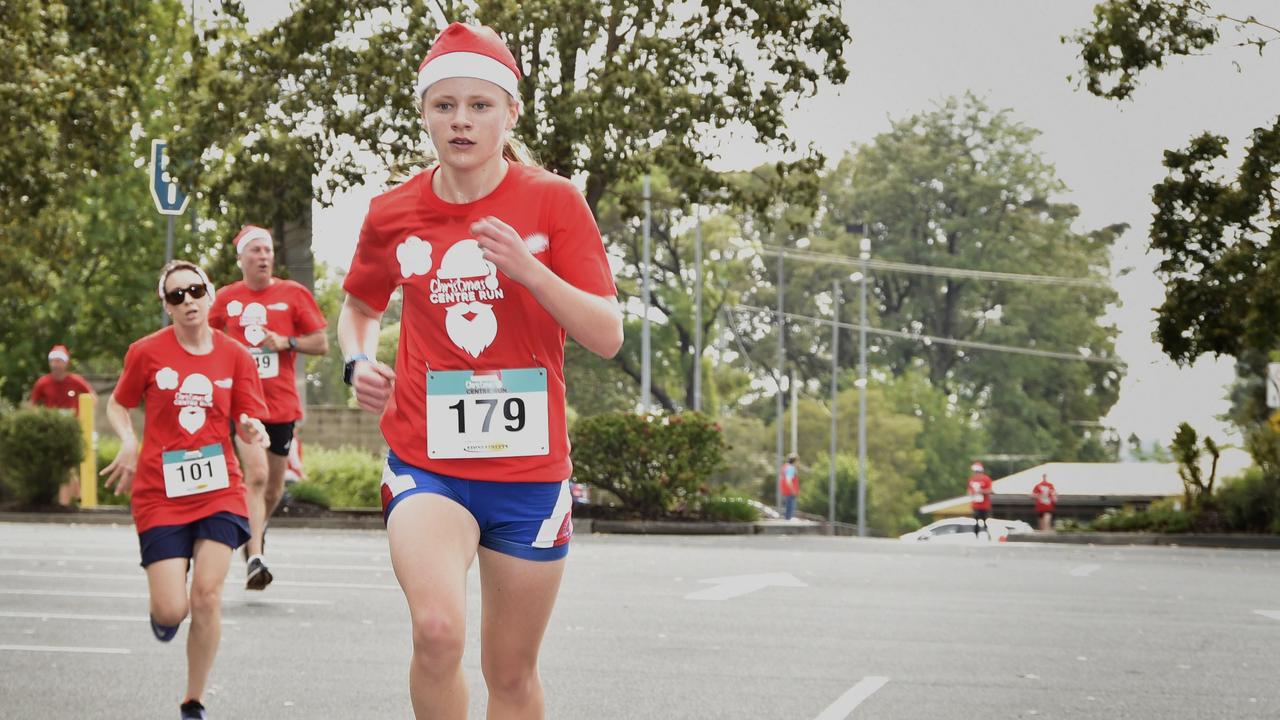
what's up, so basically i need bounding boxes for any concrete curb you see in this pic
[1006,532,1280,550]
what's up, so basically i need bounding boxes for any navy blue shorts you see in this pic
[137,512,250,567]
[380,450,572,562]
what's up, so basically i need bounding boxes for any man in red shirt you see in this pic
[29,345,95,414]
[29,344,96,505]
[779,454,800,520]
[967,460,994,538]
[1032,473,1057,532]
[209,225,328,590]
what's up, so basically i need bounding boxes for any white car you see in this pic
[899,517,1034,543]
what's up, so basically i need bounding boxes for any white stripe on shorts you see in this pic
[532,480,572,549]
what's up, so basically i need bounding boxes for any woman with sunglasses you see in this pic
[101,259,270,720]
[338,23,621,718]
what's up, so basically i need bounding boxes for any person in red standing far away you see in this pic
[29,344,96,505]
[1031,473,1057,532]
[967,460,994,539]
[779,454,800,520]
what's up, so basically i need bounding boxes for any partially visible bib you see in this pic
[250,348,280,379]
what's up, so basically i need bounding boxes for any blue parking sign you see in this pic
[149,139,190,215]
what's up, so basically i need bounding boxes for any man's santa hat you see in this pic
[233,225,273,254]
[970,461,985,473]
[48,345,69,362]
[414,22,521,102]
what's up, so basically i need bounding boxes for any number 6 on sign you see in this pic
[426,368,549,459]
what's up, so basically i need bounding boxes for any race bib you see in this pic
[162,443,230,498]
[250,348,279,379]
[426,368,550,459]
[970,493,984,503]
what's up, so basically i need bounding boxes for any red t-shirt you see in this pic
[779,463,799,497]
[30,373,94,413]
[343,163,617,482]
[968,473,993,510]
[209,278,326,423]
[112,327,268,533]
[1032,480,1057,512]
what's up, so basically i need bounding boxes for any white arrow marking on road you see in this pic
[1254,610,1280,622]
[685,572,807,601]
[0,644,130,655]
[814,676,890,720]
[1069,564,1101,577]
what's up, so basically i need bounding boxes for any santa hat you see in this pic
[414,22,521,102]
[233,224,273,254]
[970,461,985,473]
[48,345,69,362]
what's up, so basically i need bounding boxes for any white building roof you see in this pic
[917,452,1253,516]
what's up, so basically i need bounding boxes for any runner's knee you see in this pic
[150,598,189,627]
[409,612,465,670]
[481,654,539,702]
[188,583,222,617]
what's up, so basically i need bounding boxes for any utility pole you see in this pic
[857,236,871,537]
[641,175,651,412]
[775,250,785,511]
[693,204,703,412]
[829,280,840,524]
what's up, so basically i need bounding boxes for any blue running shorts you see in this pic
[381,450,572,562]
[138,511,250,567]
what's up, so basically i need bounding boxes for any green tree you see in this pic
[809,96,1125,463]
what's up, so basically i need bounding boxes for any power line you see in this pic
[731,304,1123,366]
[757,245,1110,288]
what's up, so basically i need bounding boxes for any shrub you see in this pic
[0,407,85,507]
[695,493,761,522]
[1216,467,1280,533]
[571,411,727,519]
[93,436,130,506]
[1093,498,1192,533]
[287,480,332,509]
[302,446,382,508]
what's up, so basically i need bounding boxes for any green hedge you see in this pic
[0,407,85,507]
[298,445,382,508]
[571,411,728,519]
[93,436,130,506]
[1093,498,1193,533]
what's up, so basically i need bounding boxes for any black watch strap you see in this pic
[343,354,370,386]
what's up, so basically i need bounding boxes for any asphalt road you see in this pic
[1,521,1277,719]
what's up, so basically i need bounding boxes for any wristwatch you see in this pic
[287,336,298,351]
[343,353,371,386]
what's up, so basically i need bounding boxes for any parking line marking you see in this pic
[1069,564,1100,577]
[814,676,890,719]
[0,571,395,592]
[0,644,130,655]
[1254,610,1280,622]
[0,589,333,606]
[0,553,393,572]
[0,610,239,625]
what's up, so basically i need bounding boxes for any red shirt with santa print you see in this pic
[112,327,267,533]
[30,373,95,414]
[1032,479,1057,512]
[209,279,326,423]
[344,162,617,482]
[968,473,993,511]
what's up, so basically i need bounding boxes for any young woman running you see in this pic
[101,260,270,720]
[337,22,622,719]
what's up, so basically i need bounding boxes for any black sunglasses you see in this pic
[164,283,209,305]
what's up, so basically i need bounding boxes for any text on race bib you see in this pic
[426,368,550,459]
[250,348,280,379]
[162,443,230,498]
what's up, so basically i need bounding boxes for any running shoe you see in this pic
[245,556,273,591]
[179,699,207,719]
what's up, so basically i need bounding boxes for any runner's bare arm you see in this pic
[471,217,623,358]
[99,394,139,495]
[262,328,329,355]
[338,294,397,414]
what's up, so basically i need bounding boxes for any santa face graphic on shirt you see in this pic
[409,238,505,359]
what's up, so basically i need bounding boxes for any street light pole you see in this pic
[857,236,871,537]
[775,250,785,512]
[693,204,702,413]
[641,175,651,412]
[829,280,840,524]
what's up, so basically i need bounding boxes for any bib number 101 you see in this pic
[448,397,526,434]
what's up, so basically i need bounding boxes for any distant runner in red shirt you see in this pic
[1032,474,1057,532]
[967,460,994,538]
[100,260,269,720]
[209,224,329,590]
[29,344,96,504]
[337,23,621,719]
[779,454,800,520]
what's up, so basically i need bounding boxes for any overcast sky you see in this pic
[246,1,1280,447]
